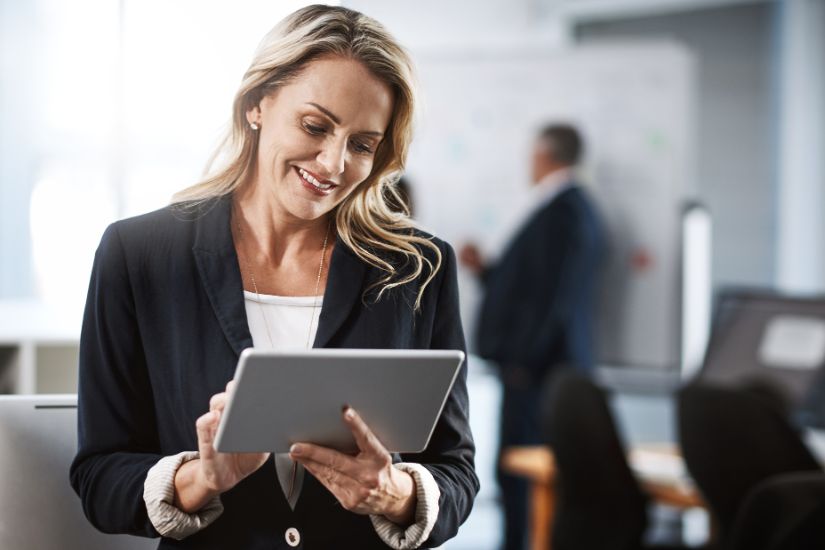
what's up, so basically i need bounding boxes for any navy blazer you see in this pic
[69,195,478,549]
[476,185,606,377]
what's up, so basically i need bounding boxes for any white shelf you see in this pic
[0,301,82,394]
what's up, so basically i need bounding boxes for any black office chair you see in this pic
[727,471,825,550]
[542,369,688,550]
[677,383,822,546]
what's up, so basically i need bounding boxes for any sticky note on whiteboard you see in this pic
[758,316,825,370]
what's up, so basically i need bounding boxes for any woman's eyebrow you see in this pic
[306,102,384,137]
[307,102,341,124]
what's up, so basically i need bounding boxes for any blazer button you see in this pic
[285,527,301,547]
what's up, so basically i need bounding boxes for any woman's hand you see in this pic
[289,407,417,526]
[174,380,270,512]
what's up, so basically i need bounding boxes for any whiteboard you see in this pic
[407,43,696,370]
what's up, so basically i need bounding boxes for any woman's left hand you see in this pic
[289,407,417,526]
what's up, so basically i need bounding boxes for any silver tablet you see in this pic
[214,348,465,454]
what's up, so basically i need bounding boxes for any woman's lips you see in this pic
[296,167,337,195]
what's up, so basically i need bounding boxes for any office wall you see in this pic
[576,2,780,289]
[0,0,37,299]
[342,0,565,51]
[776,0,825,293]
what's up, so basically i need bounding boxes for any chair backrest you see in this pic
[729,471,825,550]
[677,383,822,542]
[0,395,155,550]
[542,369,648,550]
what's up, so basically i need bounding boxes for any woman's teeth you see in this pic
[299,168,333,190]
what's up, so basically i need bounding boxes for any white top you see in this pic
[244,291,325,510]
[243,291,323,350]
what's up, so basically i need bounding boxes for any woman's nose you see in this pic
[317,137,347,178]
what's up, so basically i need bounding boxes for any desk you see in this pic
[500,444,705,550]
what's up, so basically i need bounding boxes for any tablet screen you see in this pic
[214,348,465,453]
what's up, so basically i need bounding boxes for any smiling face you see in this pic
[245,55,394,223]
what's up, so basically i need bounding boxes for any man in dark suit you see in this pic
[460,124,607,550]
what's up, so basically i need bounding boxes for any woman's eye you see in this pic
[303,122,326,135]
[351,140,374,154]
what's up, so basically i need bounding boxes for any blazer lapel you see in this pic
[190,194,366,353]
[191,196,254,358]
[313,241,367,349]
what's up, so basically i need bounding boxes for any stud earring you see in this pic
[250,122,259,131]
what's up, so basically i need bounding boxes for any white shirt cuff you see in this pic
[370,462,441,549]
[143,451,223,540]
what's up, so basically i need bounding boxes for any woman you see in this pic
[69,5,478,549]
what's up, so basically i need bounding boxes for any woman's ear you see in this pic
[246,104,262,127]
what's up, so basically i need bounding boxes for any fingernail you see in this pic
[344,407,354,420]
[290,444,302,456]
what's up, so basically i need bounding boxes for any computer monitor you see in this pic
[0,395,156,550]
[698,289,825,425]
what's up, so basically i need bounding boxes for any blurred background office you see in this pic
[1,0,824,549]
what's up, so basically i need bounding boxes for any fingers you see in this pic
[343,407,388,459]
[297,457,370,512]
[207,379,236,411]
[290,442,360,477]
[196,410,219,459]
[290,441,386,490]
[300,457,354,487]
[289,409,394,515]
[209,392,228,413]
[199,381,234,457]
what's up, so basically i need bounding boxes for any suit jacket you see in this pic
[477,185,606,378]
[69,195,478,549]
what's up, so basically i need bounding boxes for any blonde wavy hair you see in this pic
[173,5,440,310]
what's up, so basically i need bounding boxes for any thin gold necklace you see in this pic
[233,207,330,349]
[233,205,330,504]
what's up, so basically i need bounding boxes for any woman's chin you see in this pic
[285,201,335,223]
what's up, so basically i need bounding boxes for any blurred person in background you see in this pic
[460,123,606,550]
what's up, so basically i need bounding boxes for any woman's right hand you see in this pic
[174,380,270,512]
